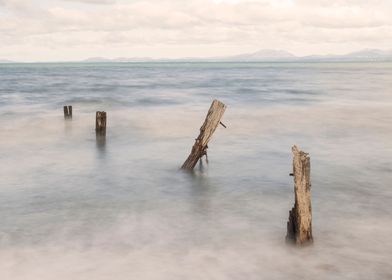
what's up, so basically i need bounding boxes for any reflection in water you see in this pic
[185,165,214,216]
[63,118,73,135]
[95,133,106,153]
[198,157,207,173]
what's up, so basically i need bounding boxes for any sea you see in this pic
[0,62,391,279]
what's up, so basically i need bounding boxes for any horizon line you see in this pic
[1,47,392,63]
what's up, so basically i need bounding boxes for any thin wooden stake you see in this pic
[286,145,313,246]
[219,121,227,128]
[181,100,226,170]
[96,111,107,136]
[64,105,72,119]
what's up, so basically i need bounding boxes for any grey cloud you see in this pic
[1,0,392,60]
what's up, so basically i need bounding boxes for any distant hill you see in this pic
[83,57,112,63]
[0,59,14,63]
[83,49,392,63]
[83,57,154,63]
[83,49,296,63]
[341,49,392,61]
[219,49,296,61]
[2,49,392,63]
[302,49,392,62]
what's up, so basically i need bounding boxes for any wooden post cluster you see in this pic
[96,111,107,136]
[181,100,226,170]
[61,102,315,246]
[286,145,313,246]
[64,105,72,119]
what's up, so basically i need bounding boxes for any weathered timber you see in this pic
[286,145,313,246]
[181,100,226,170]
[96,111,107,136]
[64,105,72,119]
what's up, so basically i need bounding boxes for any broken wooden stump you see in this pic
[96,111,107,136]
[181,100,226,170]
[286,145,313,246]
[63,105,72,119]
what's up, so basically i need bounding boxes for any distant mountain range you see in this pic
[83,57,155,63]
[297,49,392,62]
[82,49,392,63]
[1,49,392,63]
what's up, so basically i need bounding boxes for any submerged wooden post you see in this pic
[181,100,226,170]
[64,105,72,119]
[96,111,107,136]
[286,145,313,245]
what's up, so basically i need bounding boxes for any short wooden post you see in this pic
[64,105,72,119]
[181,100,226,170]
[286,145,313,245]
[96,111,107,136]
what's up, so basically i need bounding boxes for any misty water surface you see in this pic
[0,62,391,279]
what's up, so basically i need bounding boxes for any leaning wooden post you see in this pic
[96,111,107,136]
[64,105,72,119]
[181,100,226,170]
[286,145,313,245]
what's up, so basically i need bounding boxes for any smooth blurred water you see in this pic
[0,62,391,279]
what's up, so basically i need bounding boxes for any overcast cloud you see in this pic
[0,0,391,61]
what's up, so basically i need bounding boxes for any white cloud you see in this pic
[0,0,391,61]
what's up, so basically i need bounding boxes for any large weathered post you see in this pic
[96,111,107,136]
[64,106,72,119]
[181,100,226,170]
[286,145,313,245]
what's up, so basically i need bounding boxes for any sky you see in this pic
[0,0,391,61]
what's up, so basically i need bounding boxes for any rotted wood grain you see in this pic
[64,105,72,119]
[96,111,107,135]
[181,100,226,170]
[286,145,313,245]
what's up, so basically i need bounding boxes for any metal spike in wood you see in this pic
[64,105,72,119]
[96,111,107,136]
[286,145,313,246]
[181,100,226,170]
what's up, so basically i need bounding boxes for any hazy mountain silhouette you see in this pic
[83,48,392,62]
[0,59,14,63]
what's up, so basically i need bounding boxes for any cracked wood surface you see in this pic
[286,145,313,246]
[181,100,226,170]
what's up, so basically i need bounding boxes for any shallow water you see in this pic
[0,62,391,279]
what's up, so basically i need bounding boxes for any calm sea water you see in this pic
[0,62,391,279]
